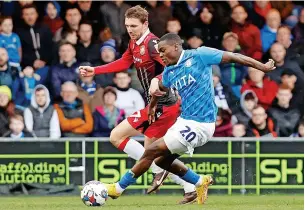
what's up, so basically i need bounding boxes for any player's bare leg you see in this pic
[107,138,213,204]
[153,154,213,205]
[144,137,170,193]
[145,137,196,204]
[110,119,141,148]
[109,120,165,174]
[151,148,197,204]
[109,119,196,203]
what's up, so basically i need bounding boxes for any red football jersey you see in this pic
[94,29,177,106]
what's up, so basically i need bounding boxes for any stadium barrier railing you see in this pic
[0,137,303,195]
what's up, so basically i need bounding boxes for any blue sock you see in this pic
[118,170,137,189]
[181,168,200,185]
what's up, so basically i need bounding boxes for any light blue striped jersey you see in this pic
[162,47,224,123]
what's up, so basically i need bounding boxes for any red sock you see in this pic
[118,137,130,151]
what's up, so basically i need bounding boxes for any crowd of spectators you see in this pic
[0,1,303,139]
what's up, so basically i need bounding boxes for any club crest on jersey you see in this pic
[140,45,145,55]
[185,59,192,67]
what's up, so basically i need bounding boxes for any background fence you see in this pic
[0,137,303,195]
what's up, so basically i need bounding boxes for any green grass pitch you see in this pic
[0,195,303,210]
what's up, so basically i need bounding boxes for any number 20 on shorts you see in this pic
[179,126,196,142]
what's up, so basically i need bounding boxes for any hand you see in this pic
[263,59,276,72]
[33,59,46,69]
[148,103,157,124]
[79,66,95,77]
[149,78,166,97]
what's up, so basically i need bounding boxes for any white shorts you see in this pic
[163,117,215,156]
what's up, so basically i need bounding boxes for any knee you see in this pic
[143,145,160,160]
[109,127,124,148]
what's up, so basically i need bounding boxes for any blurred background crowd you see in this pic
[0,0,303,139]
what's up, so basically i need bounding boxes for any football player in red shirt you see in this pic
[79,5,196,204]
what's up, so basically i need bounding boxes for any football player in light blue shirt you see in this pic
[105,33,275,204]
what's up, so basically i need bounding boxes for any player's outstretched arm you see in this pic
[79,47,134,77]
[221,52,276,73]
[79,57,133,77]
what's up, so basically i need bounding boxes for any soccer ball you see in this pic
[81,180,108,207]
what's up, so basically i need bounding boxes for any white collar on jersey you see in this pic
[136,29,150,45]
[175,50,185,66]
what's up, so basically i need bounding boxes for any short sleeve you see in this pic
[15,34,21,48]
[161,71,170,88]
[197,46,224,65]
[0,36,4,48]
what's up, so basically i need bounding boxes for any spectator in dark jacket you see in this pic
[166,18,189,50]
[214,108,232,137]
[75,20,100,65]
[17,4,53,84]
[268,84,300,137]
[0,85,23,137]
[24,84,61,138]
[142,1,172,38]
[0,48,19,89]
[92,86,125,137]
[292,8,304,44]
[54,4,82,42]
[268,42,303,83]
[219,32,247,98]
[95,39,117,88]
[235,90,258,126]
[194,3,226,49]
[276,25,303,70]
[246,105,278,137]
[17,4,52,66]
[10,1,44,30]
[100,1,131,46]
[51,27,78,65]
[54,81,93,137]
[173,1,201,38]
[231,5,262,61]
[280,69,304,116]
[3,114,33,138]
[77,0,102,38]
[12,66,41,108]
[51,41,79,100]
[241,67,278,110]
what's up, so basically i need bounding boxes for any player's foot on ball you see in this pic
[147,171,169,194]
[178,191,197,205]
[104,183,121,199]
[196,175,213,205]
